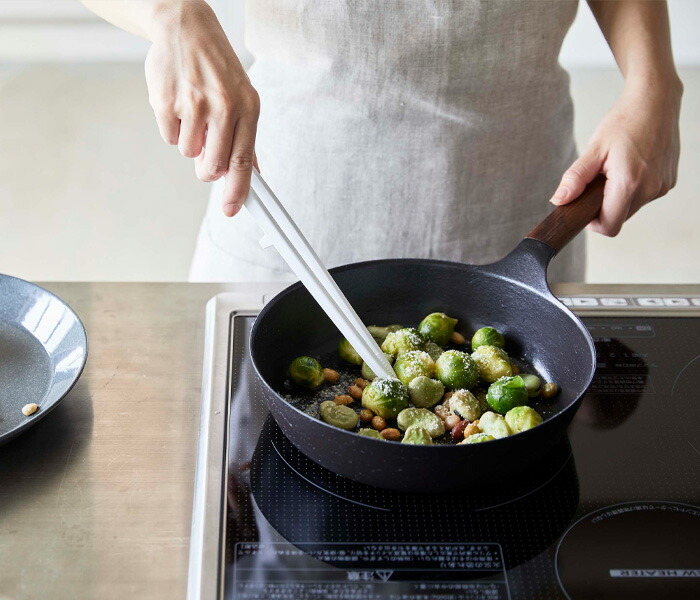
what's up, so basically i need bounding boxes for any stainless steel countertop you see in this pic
[1,282,698,600]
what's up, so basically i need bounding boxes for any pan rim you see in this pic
[250,257,596,450]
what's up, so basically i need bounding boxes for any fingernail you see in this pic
[550,187,569,205]
[224,203,240,217]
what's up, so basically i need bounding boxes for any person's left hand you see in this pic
[550,76,683,236]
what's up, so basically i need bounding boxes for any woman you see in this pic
[82,0,682,282]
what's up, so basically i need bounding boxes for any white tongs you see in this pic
[245,169,395,379]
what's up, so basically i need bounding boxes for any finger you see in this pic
[585,175,634,237]
[222,116,257,217]
[195,116,236,182]
[154,110,180,145]
[178,114,207,159]
[550,147,603,206]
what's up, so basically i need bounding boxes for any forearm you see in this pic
[80,0,209,41]
[587,0,681,89]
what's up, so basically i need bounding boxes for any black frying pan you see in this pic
[251,176,605,492]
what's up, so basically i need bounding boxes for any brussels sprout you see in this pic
[449,389,483,422]
[424,341,445,362]
[367,324,405,343]
[435,350,480,390]
[407,376,445,409]
[478,411,512,438]
[520,374,542,398]
[338,338,362,366]
[289,356,325,390]
[396,407,445,437]
[393,350,436,386]
[358,428,384,440]
[401,426,433,445]
[361,352,394,381]
[361,377,410,419]
[472,345,512,383]
[319,400,359,430]
[418,312,458,346]
[486,375,529,413]
[461,433,495,444]
[471,327,505,351]
[505,406,543,433]
[381,328,426,359]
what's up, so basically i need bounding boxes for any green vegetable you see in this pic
[424,341,445,362]
[396,407,446,437]
[361,352,394,381]
[471,345,512,383]
[361,377,410,419]
[449,389,483,421]
[478,411,512,438]
[471,327,505,351]
[367,324,404,343]
[435,350,480,390]
[474,388,491,414]
[520,374,542,398]
[407,375,445,409]
[401,426,433,445]
[319,400,359,430]
[393,350,436,386]
[505,406,543,433]
[358,428,384,440]
[418,312,458,346]
[381,328,426,359]
[461,433,495,444]
[289,356,325,390]
[486,375,528,413]
[338,338,362,366]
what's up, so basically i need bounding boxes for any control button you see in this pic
[692,298,700,306]
[559,297,573,306]
[572,297,599,307]
[637,298,664,307]
[601,297,629,306]
[663,297,690,307]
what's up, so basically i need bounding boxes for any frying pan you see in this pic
[250,176,605,493]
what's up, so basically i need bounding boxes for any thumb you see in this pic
[550,147,603,206]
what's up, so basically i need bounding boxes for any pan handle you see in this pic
[526,174,606,254]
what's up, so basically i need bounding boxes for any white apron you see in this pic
[190,0,584,283]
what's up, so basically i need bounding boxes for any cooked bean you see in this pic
[354,378,370,390]
[450,331,466,345]
[359,408,374,423]
[333,394,354,406]
[348,385,363,400]
[380,428,401,441]
[541,382,559,399]
[371,416,387,431]
[323,368,339,383]
[450,419,469,441]
[444,414,461,431]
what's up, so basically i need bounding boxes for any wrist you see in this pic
[624,68,684,102]
[144,0,212,42]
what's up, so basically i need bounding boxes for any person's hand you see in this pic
[144,0,259,217]
[550,75,682,236]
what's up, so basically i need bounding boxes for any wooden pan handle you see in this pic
[526,174,606,253]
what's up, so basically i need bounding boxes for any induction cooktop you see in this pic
[188,291,700,600]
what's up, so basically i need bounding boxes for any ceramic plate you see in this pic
[0,274,88,445]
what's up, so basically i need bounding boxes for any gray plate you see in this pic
[0,274,88,445]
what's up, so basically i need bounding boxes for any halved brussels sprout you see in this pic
[449,389,483,422]
[520,374,542,398]
[460,432,495,444]
[418,312,458,346]
[396,407,445,437]
[424,341,445,362]
[289,356,325,390]
[435,350,480,390]
[472,345,512,383]
[401,426,433,445]
[361,377,410,419]
[381,328,426,359]
[393,350,436,386]
[407,375,445,409]
[361,352,394,381]
[478,411,512,438]
[471,327,505,351]
[505,406,543,433]
[319,400,359,430]
[367,324,404,343]
[338,338,362,366]
[486,375,528,413]
[358,428,384,440]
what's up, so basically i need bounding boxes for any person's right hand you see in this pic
[144,0,259,217]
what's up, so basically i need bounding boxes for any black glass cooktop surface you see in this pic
[223,316,700,600]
